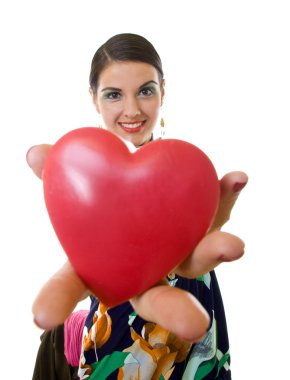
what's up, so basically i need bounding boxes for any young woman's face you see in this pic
[91,61,164,147]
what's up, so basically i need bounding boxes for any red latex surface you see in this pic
[43,127,220,306]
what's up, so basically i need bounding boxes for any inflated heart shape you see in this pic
[43,127,220,307]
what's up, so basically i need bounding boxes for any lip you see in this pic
[118,120,146,133]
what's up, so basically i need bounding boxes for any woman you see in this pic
[28,33,247,379]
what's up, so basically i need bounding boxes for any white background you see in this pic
[0,1,289,378]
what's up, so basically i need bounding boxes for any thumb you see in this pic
[33,261,90,330]
[26,144,52,179]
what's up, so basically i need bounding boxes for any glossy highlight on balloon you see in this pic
[43,127,220,306]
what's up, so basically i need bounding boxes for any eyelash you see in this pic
[104,91,121,100]
[139,86,156,97]
[104,86,156,101]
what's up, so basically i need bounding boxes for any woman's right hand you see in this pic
[27,144,90,330]
[27,144,246,342]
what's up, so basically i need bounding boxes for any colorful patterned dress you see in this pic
[78,271,231,379]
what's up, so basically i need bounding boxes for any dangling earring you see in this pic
[160,117,165,138]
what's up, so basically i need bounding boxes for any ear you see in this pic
[89,87,100,113]
[160,79,165,106]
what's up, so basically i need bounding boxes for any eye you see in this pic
[104,91,121,100]
[139,86,155,97]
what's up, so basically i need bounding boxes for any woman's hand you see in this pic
[173,171,247,278]
[27,144,247,342]
[131,172,247,341]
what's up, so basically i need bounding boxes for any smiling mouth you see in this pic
[118,121,146,133]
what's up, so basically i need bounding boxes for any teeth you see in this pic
[120,122,143,129]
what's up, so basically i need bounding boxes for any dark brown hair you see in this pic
[89,33,164,93]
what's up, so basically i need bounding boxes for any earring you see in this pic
[160,117,165,138]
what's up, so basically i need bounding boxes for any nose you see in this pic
[123,97,141,119]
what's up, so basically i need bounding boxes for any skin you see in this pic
[27,61,248,342]
[90,61,165,147]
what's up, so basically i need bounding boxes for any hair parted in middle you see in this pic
[89,33,164,94]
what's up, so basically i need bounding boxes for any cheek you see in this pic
[100,104,121,125]
[145,99,161,121]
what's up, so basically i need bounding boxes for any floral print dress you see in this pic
[78,271,231,380]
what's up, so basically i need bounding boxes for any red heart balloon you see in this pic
[43,127,219,307]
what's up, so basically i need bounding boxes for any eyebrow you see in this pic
[101,80,159,92]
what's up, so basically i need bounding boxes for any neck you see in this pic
[136,134,154,148]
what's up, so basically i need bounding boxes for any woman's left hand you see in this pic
[131,171,247,341]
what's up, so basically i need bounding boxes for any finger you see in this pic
[210,171,248,231]
[32,261,90,330]
[130,284,210,343]
[175,231,245,278]
[26,144,52,179]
